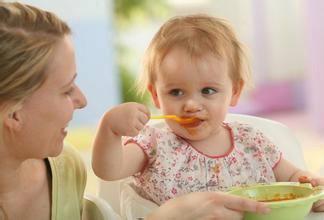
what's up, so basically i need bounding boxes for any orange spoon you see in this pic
[150,115,198,124]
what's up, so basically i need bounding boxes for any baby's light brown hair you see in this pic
[136,14,251,96]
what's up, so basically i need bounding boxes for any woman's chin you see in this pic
[49,143,64,157]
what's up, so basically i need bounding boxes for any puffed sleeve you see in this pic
[257,129,282,168]
[245,124,282,168]
[233,122,282,169]
[123,125,158,164]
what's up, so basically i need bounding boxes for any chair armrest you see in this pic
[83,194,121,220]
[120,180,159,219]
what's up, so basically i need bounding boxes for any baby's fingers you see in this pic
[138,111,150,125]
[137,104,151,116]
[120,119,144,136]
[312,200,324,212]
[126,117,148,136]
[298,176,310,183]
[125,126,142,137]
[310,178,324,186]
[298,176,320,187]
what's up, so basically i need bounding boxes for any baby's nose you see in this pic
[183,99,203,113]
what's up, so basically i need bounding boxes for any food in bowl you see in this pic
[257,192,300,202]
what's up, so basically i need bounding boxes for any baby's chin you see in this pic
[173,128,208,142]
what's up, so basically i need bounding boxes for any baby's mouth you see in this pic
[180,118,204,128]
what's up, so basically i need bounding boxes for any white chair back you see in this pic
[225,113,306,169]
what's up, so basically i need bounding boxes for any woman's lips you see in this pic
[61,127,68,137]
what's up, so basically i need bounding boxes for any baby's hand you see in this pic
[298,176,324,212]
[103,102,150,137]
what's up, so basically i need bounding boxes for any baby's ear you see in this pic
[148,84,160,108]
[230,80,244,106]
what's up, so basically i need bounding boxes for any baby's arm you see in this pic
[273,158,318,182]
[274,158,324,212]
[92,102,150,181]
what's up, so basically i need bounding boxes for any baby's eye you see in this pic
[169,89,184,97]
[201,87,217,95]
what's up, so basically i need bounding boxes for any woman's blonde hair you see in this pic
[0,2,71,144]
[136,14,251,96]
[0,2,71,112]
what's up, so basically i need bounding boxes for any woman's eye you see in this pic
[169,89,183,97]
[64,87,74,95]
[201,87,217,95]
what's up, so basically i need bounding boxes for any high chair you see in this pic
[96,113,324,220]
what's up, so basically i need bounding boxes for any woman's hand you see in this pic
[299,176,324,212]
[103,102,150,137]
[147,191,270,220]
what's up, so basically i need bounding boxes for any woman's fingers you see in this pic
[218,208,244,220]
[224,195,271,214]
[312,200,324,212]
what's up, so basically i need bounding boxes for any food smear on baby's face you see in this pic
[178,117,201,126]
[179,118,202,135]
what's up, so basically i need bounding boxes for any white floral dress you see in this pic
[123,122,282,205]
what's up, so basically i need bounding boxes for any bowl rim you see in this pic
[228,182,324,208]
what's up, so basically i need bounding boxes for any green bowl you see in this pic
[228,182,324,220]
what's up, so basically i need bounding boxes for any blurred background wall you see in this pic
[116,0,324,135]
[16,0,120,126]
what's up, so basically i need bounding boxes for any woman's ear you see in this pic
[3,110,23,131]
[148,84,160,109]
[230,80,244,107]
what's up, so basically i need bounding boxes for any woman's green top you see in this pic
[48,145,87,220]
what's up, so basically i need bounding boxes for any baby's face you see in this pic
[150,47,242,141]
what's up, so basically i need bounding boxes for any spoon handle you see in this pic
[150,115,175,120]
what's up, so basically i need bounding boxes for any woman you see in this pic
[0,2,87,219]
[0,2,269,219]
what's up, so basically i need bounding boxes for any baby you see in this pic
[92,14,324,210]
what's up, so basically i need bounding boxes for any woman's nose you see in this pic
[183,98,203,113]
[74,86,87,109]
